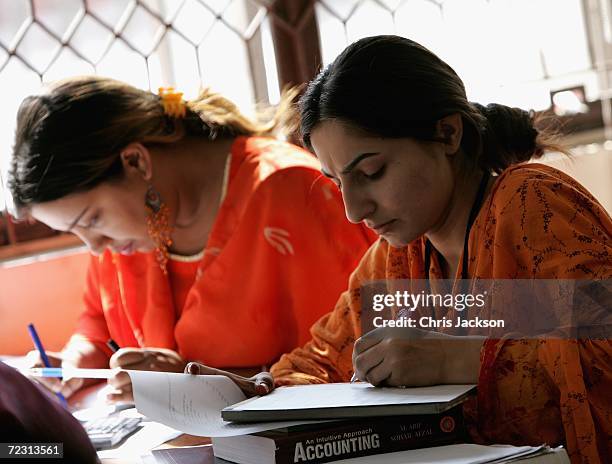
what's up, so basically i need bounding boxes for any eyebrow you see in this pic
[321,152,381,178]
[66,206,90,232]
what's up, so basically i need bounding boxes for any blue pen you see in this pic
[28,367,65,378]
[27,323,68,408]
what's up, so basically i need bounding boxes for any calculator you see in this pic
[83,415,142,449]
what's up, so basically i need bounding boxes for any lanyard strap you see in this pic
[423,171,491,281]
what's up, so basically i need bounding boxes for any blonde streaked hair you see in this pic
[9,75,299,216]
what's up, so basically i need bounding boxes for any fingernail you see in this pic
[256,383,270,395]
[186,362,199,375]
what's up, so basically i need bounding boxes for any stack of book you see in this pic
[145,442,569,464]
[212,383,471,463]
[128,376,568,464]
[213,407,464,463]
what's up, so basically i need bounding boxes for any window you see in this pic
[0,0,287,259]
[315,0,606,111]
[1,0,610,259]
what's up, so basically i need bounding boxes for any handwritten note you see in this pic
[127,371,316,437]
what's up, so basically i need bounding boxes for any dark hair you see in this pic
[300,35,565,173]
[9,76,298,216]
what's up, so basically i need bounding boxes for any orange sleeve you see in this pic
[271,238,389,385]
[474,170,612,463]
[67,255,112,355]
[265,167,378,351]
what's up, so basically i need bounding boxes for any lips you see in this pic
[368,219,396,234]
[114,241,134,255]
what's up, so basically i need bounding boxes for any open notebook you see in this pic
[125,371,475,436]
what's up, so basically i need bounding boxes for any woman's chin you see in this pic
[380,233,408,248]
[380,227,418,248]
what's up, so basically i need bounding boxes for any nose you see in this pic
[341,185,376,224]
[74,230,110,256]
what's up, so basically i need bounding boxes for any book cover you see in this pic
[214,406,465,464]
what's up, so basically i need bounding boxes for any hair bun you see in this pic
[471,102,540,172]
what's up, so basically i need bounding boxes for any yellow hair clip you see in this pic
[158,86,186,118]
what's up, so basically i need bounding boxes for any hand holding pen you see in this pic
[27,323,68,407]
[26,327,110,399]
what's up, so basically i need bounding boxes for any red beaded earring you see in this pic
[145,185,173,274]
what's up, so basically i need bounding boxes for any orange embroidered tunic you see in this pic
[72,136,376,367]
[271,163,612,463]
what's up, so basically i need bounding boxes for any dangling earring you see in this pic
[145,185,173,274]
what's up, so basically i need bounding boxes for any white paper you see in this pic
[230,383,475,411]
[127,371,317,437]
[139,454,157,464]
[70,383,135,419]
[97,419,181,460]
[330,444,553,464]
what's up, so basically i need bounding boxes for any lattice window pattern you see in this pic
[1,0,609,254]
[0,0,297,250]
[314,0,600,110]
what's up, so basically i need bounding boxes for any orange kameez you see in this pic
[272,163,612,463]
[71,136,377,368]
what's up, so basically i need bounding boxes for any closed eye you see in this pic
[85,212,100,229]
[363,165,386,180]
[321,170,342,190]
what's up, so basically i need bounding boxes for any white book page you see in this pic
[331,444,548,464]
[230,383,476,411]
[127,371,317,437]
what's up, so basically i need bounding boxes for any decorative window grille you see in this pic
[1,0,609,258]
[314,0,609,112]
[0,0,318,255]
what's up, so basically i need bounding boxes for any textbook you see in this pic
[212,406,465,464]
[143,444,570,464]
[221,383,476,422]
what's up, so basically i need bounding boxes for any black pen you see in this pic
[105,339,134,411]
[106,339,120,353]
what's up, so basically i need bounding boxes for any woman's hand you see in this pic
[107,347,186,403]
[27,339,109,398]
[26,350,80,398]
[352,327,484,387]
[185,362,274,397]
